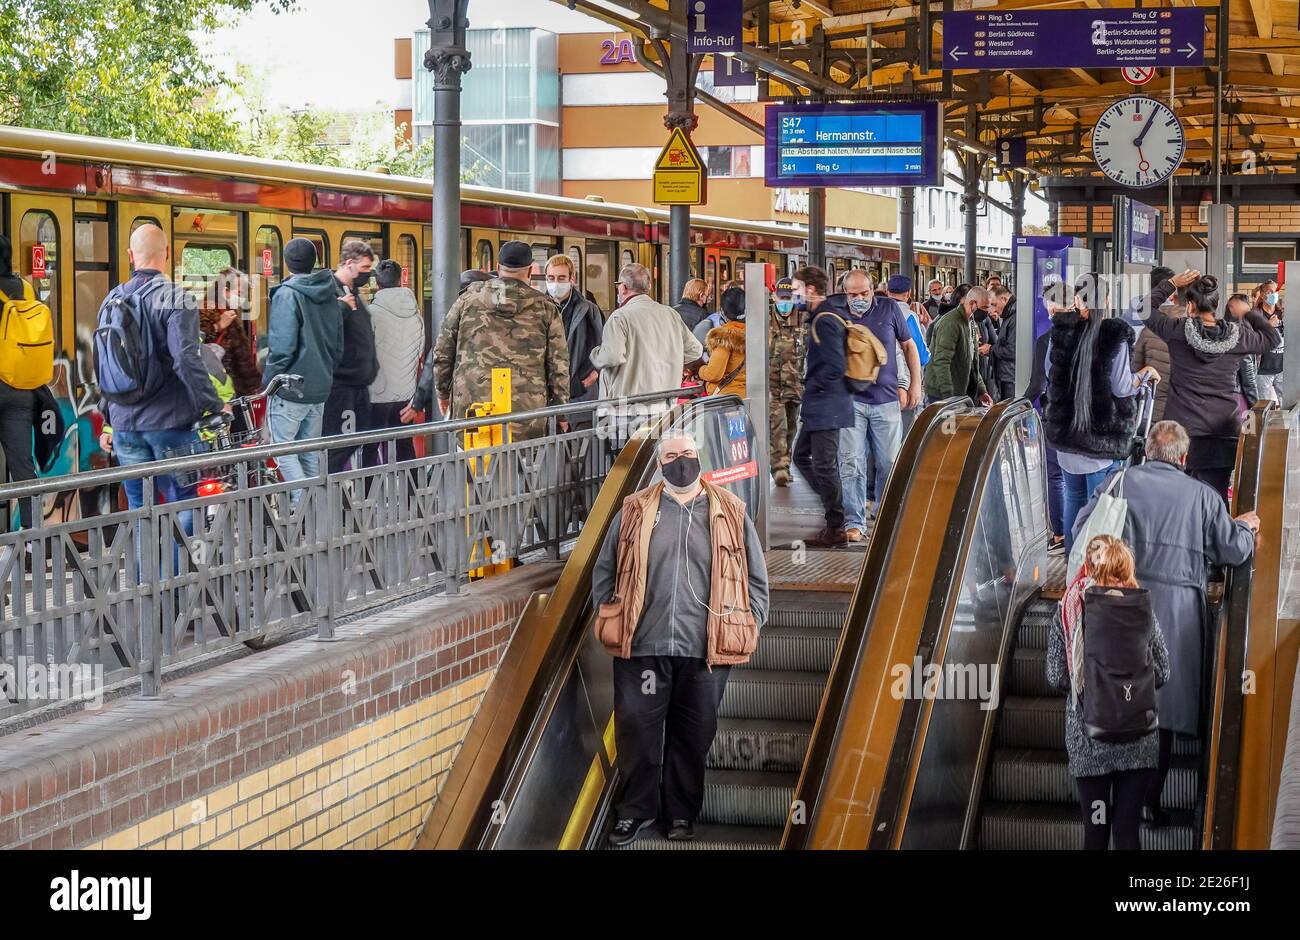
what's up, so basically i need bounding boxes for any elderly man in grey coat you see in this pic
[1073,420,1259,827]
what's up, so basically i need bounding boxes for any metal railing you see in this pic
[0,387,699,716]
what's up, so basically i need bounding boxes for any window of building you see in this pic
[1242,241,1297,273]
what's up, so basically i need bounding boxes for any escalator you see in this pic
[415,388,1297,850]
[415,392,964,849]
[788,398,1299,850]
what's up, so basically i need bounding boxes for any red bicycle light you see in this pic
[197,480,225,497]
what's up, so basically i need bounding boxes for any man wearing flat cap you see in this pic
[406,240,569,439]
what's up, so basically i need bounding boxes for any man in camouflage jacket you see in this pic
[768,277,806,485]
[407,240,569,441]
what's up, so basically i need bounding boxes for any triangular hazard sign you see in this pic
[654,127,704,173]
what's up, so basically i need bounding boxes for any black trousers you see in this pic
[1077,769,1152,850]
[613,655,730,821]
[362,401,416,467]
[792,425,844,530]
[1145,728,1175,812]
[323,384,372,474]
[999,380,1016,402]
[0,381,37,529]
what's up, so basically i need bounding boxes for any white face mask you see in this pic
[546,281,572,301]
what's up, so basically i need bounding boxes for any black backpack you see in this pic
[1081,586,1158,743]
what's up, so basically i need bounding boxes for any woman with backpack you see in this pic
[1047,534,1170,850]
[697,285,747,397]
[1042,273,1157,553]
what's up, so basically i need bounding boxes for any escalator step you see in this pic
[610,823,780,850]
[745,626,841,673]
[978,802,1197,850]
[997,697,1201,757]
[1015,614,1054,652]
[720,669,826,722]
[988,748,1199,810]
[766,592,850,630]
[1008,647,1055,697]
[701,769,798,828]
[997,696,1066,750]
[708,718,813,773]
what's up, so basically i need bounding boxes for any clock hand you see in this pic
[1133,109,1159,147]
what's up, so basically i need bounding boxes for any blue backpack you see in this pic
[94,277,167,405]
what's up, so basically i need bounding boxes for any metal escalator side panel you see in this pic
[413,422,660,849]
[893,403,1052,849]
[1202,400,1269,848]
[1233,404,1300,847]
[782,398,979,850]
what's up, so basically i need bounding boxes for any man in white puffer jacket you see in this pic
[365,259,425,466]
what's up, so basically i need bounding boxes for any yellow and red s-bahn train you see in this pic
[0,124,1007,488]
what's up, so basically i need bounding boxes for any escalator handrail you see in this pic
[414,394,744,849]
[869,398,1041,849]
[782,395,980,850]
[1203,399,1272,848]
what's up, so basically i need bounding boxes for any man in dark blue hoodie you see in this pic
[97,223,224,524]
[264,238,344,495]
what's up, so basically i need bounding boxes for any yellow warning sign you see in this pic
[652,127,707,205]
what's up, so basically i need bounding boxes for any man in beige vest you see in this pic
[591,431,768,846]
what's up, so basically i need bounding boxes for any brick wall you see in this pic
[0,563,562,850]
[1057,201,1300,237]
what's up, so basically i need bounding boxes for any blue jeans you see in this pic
[269,397,324,501]
[1046,446,1065,539]
[114,428,200,568]
[1062,460,1121,554]
[839,399,902,532]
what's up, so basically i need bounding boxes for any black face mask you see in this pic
[662,456,701,489]
[354,271,372,288]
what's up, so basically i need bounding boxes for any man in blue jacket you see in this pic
[97,224,224,525]
[264,238,344,495]
[791,265,853,547]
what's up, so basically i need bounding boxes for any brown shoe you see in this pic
[844,528,864,543]
[808,527,849,547]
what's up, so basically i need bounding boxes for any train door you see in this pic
[468,229,497,274]
[172,206,243,306]
[8,194,75,362]
[248,211,291,333]
[386,222,423,302]
[114,200,172,282]
[583,239,615,314]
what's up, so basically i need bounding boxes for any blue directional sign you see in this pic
[764,102,942,189]
[688,0,743,55]
[943,9,1206,71]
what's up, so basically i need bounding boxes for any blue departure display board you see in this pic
[764,102,942,189]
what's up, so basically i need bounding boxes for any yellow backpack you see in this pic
[0,281,55,389]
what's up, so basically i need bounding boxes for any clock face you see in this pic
[1092,96,1185,188]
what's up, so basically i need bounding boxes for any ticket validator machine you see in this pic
[1013,236,1091,397]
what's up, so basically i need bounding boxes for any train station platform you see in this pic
[1,391,1299,852]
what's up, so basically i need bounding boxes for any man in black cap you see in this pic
[406,239,568,440]
[768,276,806,486]
[264,237,344,499]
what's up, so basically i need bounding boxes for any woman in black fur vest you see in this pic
[1143,275,1280,502]
[1042,274,1158,553]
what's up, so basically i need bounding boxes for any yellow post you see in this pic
[466,368,514,580]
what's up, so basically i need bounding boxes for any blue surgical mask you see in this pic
[775,300,794,315]
[1266,291,1280,306]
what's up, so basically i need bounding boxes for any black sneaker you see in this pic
[607,817,654,847]
[666,819,695,841]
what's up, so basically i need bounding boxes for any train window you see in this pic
[567,245,582,280]
[179,245,235,302]
[19,210,61,353]
[719,257,732,288]
[73,218,111,380]
[253,226,283,327]
[476,239,494,272]
[621,249,635,272]
[396,234,419,293]
[585,241,612,313]
[293,229,329,271]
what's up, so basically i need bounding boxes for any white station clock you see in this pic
[1091,96,1185,188]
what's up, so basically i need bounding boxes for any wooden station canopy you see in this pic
[560,0,1300,179]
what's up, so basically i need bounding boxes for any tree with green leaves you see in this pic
[0,0,294,150]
